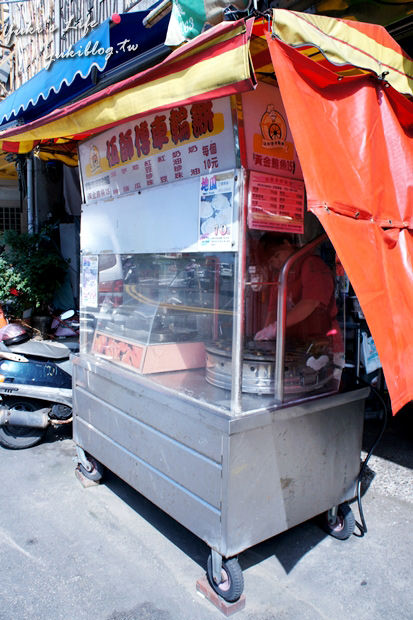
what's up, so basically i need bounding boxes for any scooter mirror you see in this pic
[60,310,75,320]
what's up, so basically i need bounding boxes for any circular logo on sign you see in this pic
[260,104,287,147]
[89,145,101,173]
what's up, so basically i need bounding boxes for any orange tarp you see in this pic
[267,15,413,413]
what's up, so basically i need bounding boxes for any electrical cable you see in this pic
[353,377,389,536]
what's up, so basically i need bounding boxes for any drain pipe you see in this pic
[26,155,34,233]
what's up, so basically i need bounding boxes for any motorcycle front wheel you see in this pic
[0,397,48,450]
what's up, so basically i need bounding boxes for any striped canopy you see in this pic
[1,11,412,154]
[271,10,413,97]
[0,19,255,155]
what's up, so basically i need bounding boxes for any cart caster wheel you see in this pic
[206,555,244,603]
[78,455,104,482]
[323,503,355,540]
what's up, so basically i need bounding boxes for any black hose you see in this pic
[353,377,389,536]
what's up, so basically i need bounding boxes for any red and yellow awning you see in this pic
[271,10,413,97]
[0,151,17,179]
[0,19,255,154]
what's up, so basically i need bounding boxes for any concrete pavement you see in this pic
[0,412,411,620]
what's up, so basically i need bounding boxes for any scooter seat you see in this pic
[7,339,71,360]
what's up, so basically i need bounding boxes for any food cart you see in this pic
[73,72,369,602]
[0,5,409,603]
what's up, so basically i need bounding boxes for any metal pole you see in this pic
[274,234,327,403]
[231,172,247,415]
[26,155,34,234]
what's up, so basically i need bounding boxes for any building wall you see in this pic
[0,179,22,233]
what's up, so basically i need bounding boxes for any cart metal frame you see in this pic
[74,354,367,558]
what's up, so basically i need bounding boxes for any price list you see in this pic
[248,171,305,233]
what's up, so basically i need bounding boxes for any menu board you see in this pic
[78,98,236,204]
[247,171,305,233]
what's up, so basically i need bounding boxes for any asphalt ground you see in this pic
[0,406,411,620]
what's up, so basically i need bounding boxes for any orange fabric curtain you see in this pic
[267,34,413,413]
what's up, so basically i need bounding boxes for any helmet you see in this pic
[0,323,31,346]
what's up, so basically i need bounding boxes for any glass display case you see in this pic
[81,251,236,409]
[80,232,345,412]
[205,232,344,406]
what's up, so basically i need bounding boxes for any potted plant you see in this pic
[0,227,68,334]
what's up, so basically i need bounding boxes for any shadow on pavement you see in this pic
[105,470,210,568]
[43,422,73,445]
[105,469,329,577]
[240,519,327,575]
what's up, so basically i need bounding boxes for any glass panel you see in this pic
[80,252,236,410]
[243,232,345,404]
[281,240,343,402]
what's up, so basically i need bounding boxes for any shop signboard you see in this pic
[242,81,303,181]
[242,81,304,232]
[78,97,236,204]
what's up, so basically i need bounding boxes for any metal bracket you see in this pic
[211,549,223,584]
[76,445,93,472]
[327,505,339,525]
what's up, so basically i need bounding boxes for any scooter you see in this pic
[0,321,74,450]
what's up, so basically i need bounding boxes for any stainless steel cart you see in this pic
[74,90,367,602]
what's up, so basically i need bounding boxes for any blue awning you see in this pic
[0,7,168,126]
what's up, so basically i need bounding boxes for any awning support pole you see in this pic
[26,155,34,234]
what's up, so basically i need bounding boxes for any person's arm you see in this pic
[255,256,332,340]
[255,298,319,340]
[285,298,319,327]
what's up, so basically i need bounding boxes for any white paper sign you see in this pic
[198,171,234,251]
[81,254,99,307]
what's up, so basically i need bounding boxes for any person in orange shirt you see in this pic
[254,235,342,355]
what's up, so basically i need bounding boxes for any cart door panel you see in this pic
[74,386,223,509]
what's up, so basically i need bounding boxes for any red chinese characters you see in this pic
[150,115,169,150]
[144,160,153,186]
[191,102,214,139]
[134,121,151,158]
[119,129,134,163]
[253,153,296,175]
[170,107,190,144]
[104,102,216,168]
[106,136,120,167]
[172,150,183,180]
